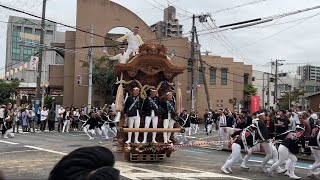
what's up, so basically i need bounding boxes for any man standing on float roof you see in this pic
[116,26,144,60]
[109,47,127,64]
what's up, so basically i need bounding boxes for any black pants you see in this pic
[48,121,55,131]
[40,120,46,131]
[57,117,63,132]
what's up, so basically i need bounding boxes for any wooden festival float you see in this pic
[114,43,186,161]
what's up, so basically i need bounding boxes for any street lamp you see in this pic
[23,18,47,109]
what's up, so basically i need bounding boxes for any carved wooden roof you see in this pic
[114,43,185,82]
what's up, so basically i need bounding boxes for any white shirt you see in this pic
[40,110,48,121]
[110,53,127,64]
[0,108,4,118]
[116,33,143,49]
[58,108,65,118]
[73,111,80,117]
[311,113,318,120]
[219,115,227,127]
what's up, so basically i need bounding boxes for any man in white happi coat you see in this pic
[109,46,127,64]
[115,26,143,60]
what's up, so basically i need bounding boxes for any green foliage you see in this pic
[82,56,117,99]
[279,88,304,110]
[44,95,53,109]
[0,78,20,104]
[243,84,257,102]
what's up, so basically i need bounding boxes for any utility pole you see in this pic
[267,73,270,109]
[88,25,94,111]
[190,15,196,111]
[35,0,47,110]
[274,59,285,110]
[195,27,211,110]
[262,73,265,109]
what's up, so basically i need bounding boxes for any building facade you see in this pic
[298,65,320,82]
[5,16,64,84]
[150,6,183,38]
[196,55,252,112]
[48,0,253,116]
[252,70,275,109]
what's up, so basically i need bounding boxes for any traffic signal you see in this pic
[77,75,82,86]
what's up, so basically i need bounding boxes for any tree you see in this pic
[279,88,304,110]
[44,95,53,109]
[82,56,117,103]
[0,78,20,104]
[243,84,258,109]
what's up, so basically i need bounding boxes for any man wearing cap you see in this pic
[221,123,257,174]
[161,91,176,144]
[109,46,127,64]
[116,26,143,60]
[124,87,143,144]
[142,88,160,144]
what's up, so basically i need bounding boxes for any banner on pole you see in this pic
[30,56,38,70]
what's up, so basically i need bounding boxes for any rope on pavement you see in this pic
[142,140,230,153]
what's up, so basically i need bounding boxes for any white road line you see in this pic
[24,145,67,155]
[0,150,39,155]
[0,140,19,145]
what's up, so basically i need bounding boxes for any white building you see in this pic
[298,65,320,82]
[252,70,275,109]
[5,16,65,84]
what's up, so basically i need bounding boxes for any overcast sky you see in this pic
[1,0,320,74]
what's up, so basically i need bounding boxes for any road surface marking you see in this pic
[0,140,19,145]
[24,145,67,155]
[249,156,312,169]
[0,150,39,155]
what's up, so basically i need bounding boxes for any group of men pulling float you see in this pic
[221,111,320,179]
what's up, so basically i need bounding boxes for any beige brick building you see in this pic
[48,0,252,117]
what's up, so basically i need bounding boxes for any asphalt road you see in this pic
[0,129,317,180]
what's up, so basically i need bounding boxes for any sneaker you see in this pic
[227,167,233,173]
[267,168,274,177]
[289,174,301,179]
[277,169,287,174]
[141,140,147,144]
[134,140,140,144]
[221,167,230,174]
[125,140,131,144]
[152,140,157,144]
[168,139,172,143]
[260,167,267,173]
[307,172,314,177]
[240,164,250,169]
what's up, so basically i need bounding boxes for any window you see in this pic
[216,104,219,107]
[23,39,32,61]
[46,30,53,36]
[221,104,224,107]
[217,100,219,103]
[24,27,32,34]
[35,29,42,36]
[198,67,204,84]
[210,68,216,85]
[244,73,249,85]
[221,68,228,85]
[221,100,223,103]
[12,31,21,61]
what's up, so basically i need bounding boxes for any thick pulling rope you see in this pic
[141,140,230,153]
